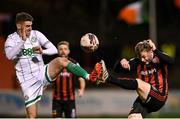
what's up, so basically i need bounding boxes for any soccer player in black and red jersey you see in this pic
[52,41,85,118]
[96,39,174,119]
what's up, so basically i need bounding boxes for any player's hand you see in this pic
[20,25,27,41]
[32,46,43,54]
[120,58,130,70]
[78,89,84,97]
[147,39,156,51]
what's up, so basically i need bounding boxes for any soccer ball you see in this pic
[80,33,99,53]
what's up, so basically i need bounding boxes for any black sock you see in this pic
[107,75,138,90]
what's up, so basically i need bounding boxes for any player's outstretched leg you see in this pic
[48,57,108,85]
[89,60,109,85]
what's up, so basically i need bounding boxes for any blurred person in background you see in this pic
[96,39,174,119]
[4,12,106,118]
[52,41,85,118]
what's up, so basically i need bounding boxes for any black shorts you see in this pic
[129,86,167,117]
[52,100,76,118]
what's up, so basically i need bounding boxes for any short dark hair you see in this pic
[16,12,33,23]
[57,41,70,48]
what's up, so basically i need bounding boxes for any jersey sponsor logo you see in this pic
[22,48,33,56]
[140,68,157,76]
[60,72,71,77]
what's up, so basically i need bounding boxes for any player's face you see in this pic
[17,21,32,38]
[140,50,154,64]
[23,21,32,37]
[58,44,70,57]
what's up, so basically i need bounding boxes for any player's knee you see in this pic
[136,78,151,89]
[128,113,143,119]
[136,78,151,100]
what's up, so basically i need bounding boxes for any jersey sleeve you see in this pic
[113,57,123,73]
[128,58,139,70]
[4,35,24,60]
[154,49,174,64]
[35,30,49,46]
[113,57,139,73]
[35,30,57,55]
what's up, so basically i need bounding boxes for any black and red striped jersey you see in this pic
[52,58,78,101]
[114,49,174,99]
[135,57,168,98]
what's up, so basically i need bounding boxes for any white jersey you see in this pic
[5,30,57,83]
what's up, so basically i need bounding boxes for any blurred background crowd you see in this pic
[0,0,180,117]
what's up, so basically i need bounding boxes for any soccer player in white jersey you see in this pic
[4,12,108,118]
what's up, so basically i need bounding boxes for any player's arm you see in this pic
[77,77,85,97]
[5,38,24,60]
[113,58,138,73]
[33,42,57,55]
[154,49,174,64]
[147,39,174,64]
[72,61,85,97]
[5,26,26,60]
[34,30,57,55]
[113,58,125,72]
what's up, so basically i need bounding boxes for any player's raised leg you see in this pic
[95,60,150,101]
[47,57,106,83]
[48,57,89,81]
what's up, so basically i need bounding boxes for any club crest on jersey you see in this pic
[24,95,29,101]
[31,37,37,43]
